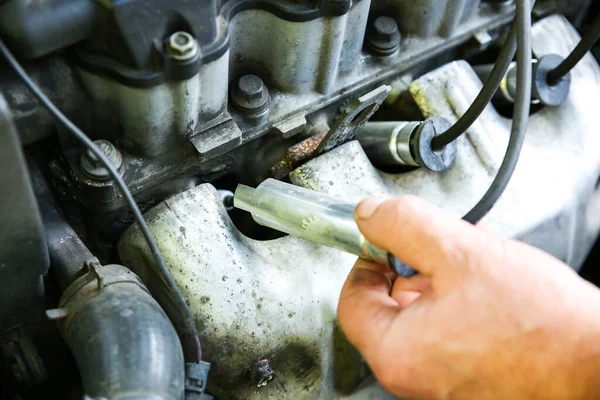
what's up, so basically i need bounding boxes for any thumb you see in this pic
[355,196,493,277]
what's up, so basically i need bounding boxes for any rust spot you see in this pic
[271,132,327,179]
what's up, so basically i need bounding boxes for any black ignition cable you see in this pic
[0,39,202,364]
[431,0,539,151]
[431,18,522,150]
[547,11,600,84]
[461,4,600,223]
[387,0,533,275]
[462,0,532,224]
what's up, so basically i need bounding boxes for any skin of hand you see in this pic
[337,196,600,400]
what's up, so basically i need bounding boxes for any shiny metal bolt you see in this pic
[80,139,123,181]
[166,31,198,61]
[367,16,401,56]
[231,74,270,117]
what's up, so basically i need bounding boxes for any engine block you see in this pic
[119,15,600,399]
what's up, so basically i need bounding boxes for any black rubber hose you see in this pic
[547,11,600,84]
[38,198,92,292]
[0,38,201,363]
[58,264,185,400]
[462,0,532,223]
[33,168,185,399]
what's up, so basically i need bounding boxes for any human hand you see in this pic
[338,196,600,400]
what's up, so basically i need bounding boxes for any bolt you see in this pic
[246,359,275,388]
[80,139,123,181]
[367,16,401,56]
[166,31,198,62]
[231,74,270,117]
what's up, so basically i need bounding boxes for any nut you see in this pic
[80,139,123,181]
[167,31,198,61]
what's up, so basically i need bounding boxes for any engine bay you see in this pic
[1,0,599,399]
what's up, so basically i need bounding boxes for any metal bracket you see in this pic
[190,115,242,161]
[271,85,391,179]
[84,259,105,293]
[316,85,391,154]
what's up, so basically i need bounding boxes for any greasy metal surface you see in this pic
[371,0,480,38]
[119,185,369,399]
[228,2,369,95]
[119,15,599,400]
[77,52,228,158]
[41,0,520,217]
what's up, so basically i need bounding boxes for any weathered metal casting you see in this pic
[120,15,600,400]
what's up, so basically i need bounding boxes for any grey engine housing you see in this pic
[0,0,599,399]
[121,14,600,400]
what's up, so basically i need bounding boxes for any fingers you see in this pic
[338,259,402,359]
[355,196,497,278]
[391,290,421,308]
[392,275,431,294]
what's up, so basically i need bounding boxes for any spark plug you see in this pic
[474,54,570,106]
[356,117,457,171]
[234,178,417,277]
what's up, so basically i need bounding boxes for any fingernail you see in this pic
[355,198,385,221]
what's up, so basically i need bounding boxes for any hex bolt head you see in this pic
[367,16,401,56]
[80,139,123,181]
[231,74,270,117]
[166,31,199,62]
